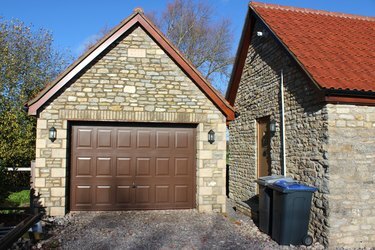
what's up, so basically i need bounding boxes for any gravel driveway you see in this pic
[37,202,323,250]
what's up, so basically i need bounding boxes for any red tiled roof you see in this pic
[251,2,375,92]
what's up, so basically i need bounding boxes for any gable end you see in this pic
[27,11,234,120]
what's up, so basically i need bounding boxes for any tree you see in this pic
[83,25,112,52]
[150,0,234,93]
[0,18,69,201]
[86,1,234,94]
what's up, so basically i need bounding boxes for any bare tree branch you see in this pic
[86,0,234,94]
[148,0,234,93]
[83,25,112,52]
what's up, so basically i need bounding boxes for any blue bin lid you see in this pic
[256,175,294,186]
[272,180,318,192]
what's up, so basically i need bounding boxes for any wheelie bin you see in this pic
[270,180,318,246]
[255,176,294,235]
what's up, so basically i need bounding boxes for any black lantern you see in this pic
[49,127,57,142]
[208,129,215,144]
[270,120,276,134]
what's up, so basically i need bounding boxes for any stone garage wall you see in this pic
[327,104,375,247]
[34,26,227,216]
[228,20,329,245]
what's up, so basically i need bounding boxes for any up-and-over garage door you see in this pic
[70,124,196,211]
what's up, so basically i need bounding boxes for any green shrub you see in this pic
[0,189,30,207]
[8,190,30,206]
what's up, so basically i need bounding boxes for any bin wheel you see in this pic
[303,235,313,246]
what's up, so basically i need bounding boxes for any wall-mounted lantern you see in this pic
[208,129,215,144]
[270,120,276,134]
[49,127,57,142]
[256,30,268,38]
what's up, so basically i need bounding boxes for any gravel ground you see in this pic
[35,201,324,250]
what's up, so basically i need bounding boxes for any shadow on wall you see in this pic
[30,188,46,215]
[242,196,259,225]
[226,164,229,197]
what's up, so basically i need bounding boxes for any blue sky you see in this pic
[1,0,374,58]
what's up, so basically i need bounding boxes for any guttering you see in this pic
[324,89,375,106]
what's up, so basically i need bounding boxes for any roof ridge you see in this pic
[250,1,375,22]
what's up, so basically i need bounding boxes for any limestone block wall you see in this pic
[34,26,227,216]
[228,20,329,245]
[327,104,375,247]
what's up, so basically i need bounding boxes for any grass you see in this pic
[1,190,30,207]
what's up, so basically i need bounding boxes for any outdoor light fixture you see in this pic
[208,129,215,144]
[270,120,276,134]
[49,127,57,142]
[257,30,268,38]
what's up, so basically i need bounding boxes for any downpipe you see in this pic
[280,70,286,176]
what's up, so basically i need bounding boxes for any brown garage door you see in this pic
[70,124,196,211]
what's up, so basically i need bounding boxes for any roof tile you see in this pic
[251,1,375,92]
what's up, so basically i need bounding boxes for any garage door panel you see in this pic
[116,157,132,176]
[155,158,170,176]
[77,129,93,148]
[136,158,151,176]
[175,185,189,203]
[116,186,132,204]
[97,129,112,148]
[135,186,151,203]
[137,131,152,148]
[175,131,189,148]
[96,157,112,176]
[95,185,112,205]
[117,130,132,148]
[75,185,92,206]
[175,158,189,176]
[76,157,92,177]
[71,125,195,211]
[155,185,169,203]
[156,131,170,148]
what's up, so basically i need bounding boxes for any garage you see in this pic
[27,9,233,216]
[70,124,196,210]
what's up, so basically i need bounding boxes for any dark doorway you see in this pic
[257,117,271,181]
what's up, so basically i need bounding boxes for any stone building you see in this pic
[226,2,375,248]
[27,9,234,216]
